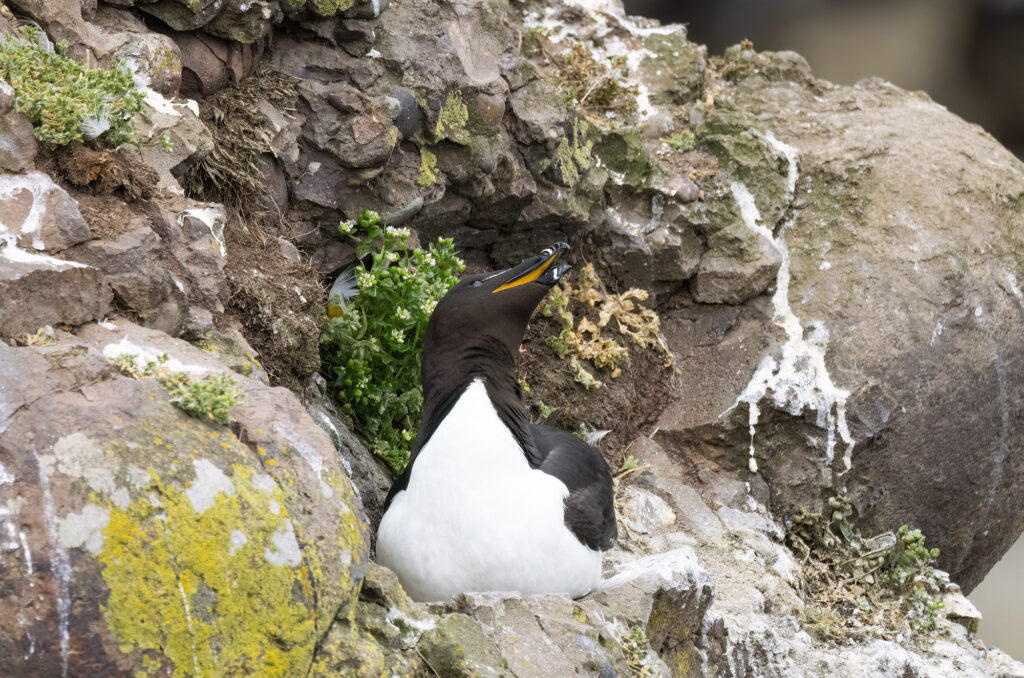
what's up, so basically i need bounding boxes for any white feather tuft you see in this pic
[327,265,360,316]
[80,110,112,140]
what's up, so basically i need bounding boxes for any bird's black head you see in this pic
[423,242,571,376]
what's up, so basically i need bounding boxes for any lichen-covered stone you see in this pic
[0,320,369,676]
[205,0,281,43]
[136,0,228,31]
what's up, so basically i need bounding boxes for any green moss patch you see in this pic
[553,119,593,187]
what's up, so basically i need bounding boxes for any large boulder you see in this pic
[653,52,1024,591]
[0,320,369,675]
[5,0,1024,671]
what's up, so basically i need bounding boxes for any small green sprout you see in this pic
[535,401,559,421]
[617,455,638,473]
[111,352,243,425]
[660,130,695,152]
[569,357,603,389]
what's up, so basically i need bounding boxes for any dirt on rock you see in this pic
[223,211,323,391]
[516,285,678,472]
[52,142,159,202]
[70,189,149,241]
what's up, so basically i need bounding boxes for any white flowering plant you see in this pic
[321,209,465,474]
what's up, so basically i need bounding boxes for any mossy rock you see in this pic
[206,1,281,44]
[639,30,706,106]
[592,127,651,187]
[696,109,791,227]
[313,562,433,676]
[417,614,512,677]
[282,0,356,17]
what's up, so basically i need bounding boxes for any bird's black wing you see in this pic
[530,423,618,551]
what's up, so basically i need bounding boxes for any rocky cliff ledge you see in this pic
[1,0,1023,675]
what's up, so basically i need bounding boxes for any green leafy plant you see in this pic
[883,525,944,633]
[787,496,946,639]
[0,26,144,146]
[660,130,696,152]
[321,210,465,474]
[163,372,243,425]
[111,353,243,425]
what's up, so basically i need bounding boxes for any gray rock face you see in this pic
[173,30,265,96]
[71,226,189,335]
[0,110,36,173]
[0,261,112,338]
[654,61,1024,592]
[0,172,111,338]
[303,373,393,535]
[0,172,91,251]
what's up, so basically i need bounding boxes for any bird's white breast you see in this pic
[375,379,602,602]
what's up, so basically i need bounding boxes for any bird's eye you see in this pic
[472,280,483,287]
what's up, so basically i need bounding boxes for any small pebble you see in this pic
[474,92,505,129]
[666,175,699,204]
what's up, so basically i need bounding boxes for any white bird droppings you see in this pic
[0,461,13,485]
[34,450,72,678]
[728,133,854,474]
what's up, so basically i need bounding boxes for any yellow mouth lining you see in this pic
[493,251,560,293]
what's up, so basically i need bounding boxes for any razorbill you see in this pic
[375,242,618,602]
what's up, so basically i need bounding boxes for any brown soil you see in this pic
[71,189,148,241]
[222,211,324,391]
[52,142,159,202]
[516,305,678,472]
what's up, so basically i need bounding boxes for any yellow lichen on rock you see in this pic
[418,147,438,187]
[98,463,317,677]
[435,91,469,143]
